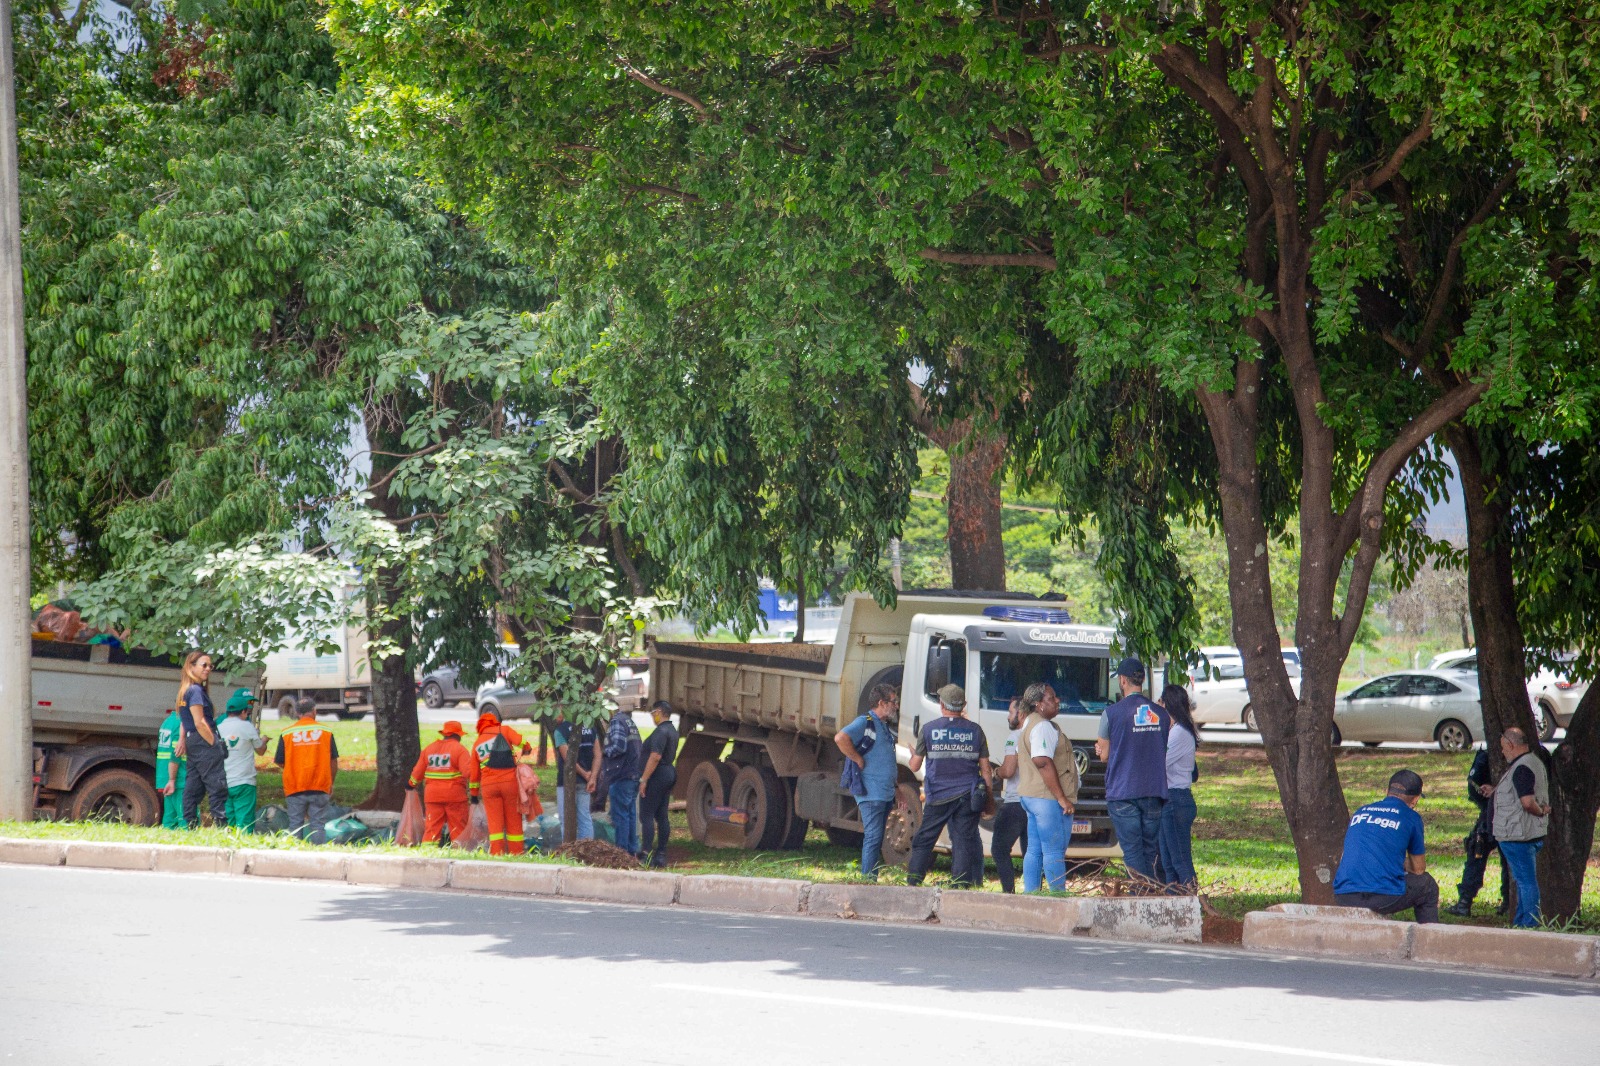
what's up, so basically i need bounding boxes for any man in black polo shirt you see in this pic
[906,684,993,888]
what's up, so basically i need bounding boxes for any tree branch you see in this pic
[1342,109,1432,208]
[1416,166,1521,358]
[617,60,710,120]
[919,248,1056,270]
[609,521,647,598]
[1335,378,1491,655]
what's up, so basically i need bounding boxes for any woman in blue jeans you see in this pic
[1157,685,1199,891]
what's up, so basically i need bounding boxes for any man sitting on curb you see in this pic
[1332,769,1439,923]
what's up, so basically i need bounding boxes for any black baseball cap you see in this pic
[1117,657,1146,683]
[1388,769,1425,797]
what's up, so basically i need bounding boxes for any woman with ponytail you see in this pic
[177,650,229,828]
[1156,683,1200,891]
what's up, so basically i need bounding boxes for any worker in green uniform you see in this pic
[156,705,186,829]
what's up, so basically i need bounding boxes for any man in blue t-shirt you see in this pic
[906,684,992,888]
[1333,769,1439,923]
[1095,657,1170,882]
[834,682,901,878]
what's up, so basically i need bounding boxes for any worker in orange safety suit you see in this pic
[407,720,479,845]
[473,709,532,855]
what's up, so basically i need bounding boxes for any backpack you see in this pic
[481,732,516,770]
[839,714,878,797]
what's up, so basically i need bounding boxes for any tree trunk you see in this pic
[1544,686,1600,919]
[1454,427,1600,919]
[908,383,1008,591]
[1448,427,1536,770]
[358,401,420,811]
[362,577,418,811]
[945,431,1007,590]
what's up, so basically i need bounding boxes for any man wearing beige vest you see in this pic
[1015,682,1080,892]
[1493,727,1551,928]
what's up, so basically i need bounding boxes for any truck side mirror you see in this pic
[926,644,951,693]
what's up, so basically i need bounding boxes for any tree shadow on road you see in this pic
[308,885,1600,1005]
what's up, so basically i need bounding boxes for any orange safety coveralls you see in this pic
[408,737,479,845]
[473,717,530,855]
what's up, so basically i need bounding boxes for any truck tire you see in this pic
[277,695,297,718]
[685,761,734,844]
[779,779,809,850]
[857,665,906,714]
[728,764,789,850]
[880,782,922,867]
[65,768,160,826]
[824,826,865,848]
[336,709,368,721]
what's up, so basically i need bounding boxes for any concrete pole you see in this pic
[0,0,34,822]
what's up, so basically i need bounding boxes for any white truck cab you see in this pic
[900,606,1122,857]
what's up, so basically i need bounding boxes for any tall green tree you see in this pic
[331,2,1598,894]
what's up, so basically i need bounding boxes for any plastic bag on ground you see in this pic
[255,805,290,834]
[453,802,490,852]
[395,791,425,847]
[516,764,544,820]
[324,816,372,845]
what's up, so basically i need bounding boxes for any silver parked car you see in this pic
[1334,670,1483,752]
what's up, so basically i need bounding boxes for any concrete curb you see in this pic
[1244,909,1600,979]
[57,836,1600,962]
[679,874,809,915]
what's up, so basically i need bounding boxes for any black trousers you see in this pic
[639,768,676,866]
[1335,872,1440,924]
[182,732,229,829]
[908,796,983,888]
[1458,817,1509,909]
[990,800,1029,893]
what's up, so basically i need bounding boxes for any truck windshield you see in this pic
[978,652,1111,715]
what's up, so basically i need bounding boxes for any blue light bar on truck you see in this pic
[982,605,1074,624]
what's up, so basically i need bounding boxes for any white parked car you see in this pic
[1427,647,1579,741]
[1188,646,1302,730]
[1527,655,1585,741]
[1334,670,1483,751]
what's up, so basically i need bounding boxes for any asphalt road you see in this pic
[3,866,1596,1065]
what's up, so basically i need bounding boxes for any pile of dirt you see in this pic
[1202,912,1245,945]
[549,839,642,869]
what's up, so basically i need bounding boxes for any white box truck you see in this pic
[261,619,373,720]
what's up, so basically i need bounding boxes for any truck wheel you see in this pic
[66,768,160,826]
[277,695,297,719]
[728,764,789,850]
[778,779,809,849]
[336,710,367,721]
[685,761,734,843]
[880,782,922,867]
[824,826,865,848]
[857,665,905,714]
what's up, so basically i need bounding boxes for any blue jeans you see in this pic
[1020,796,1069,893]
[608,780,640,855]
[556,784,595,832]
[1158,787,1197,889]
[858,799,893,878]
[1500,838,1544,928]
[1108,796,1165,881]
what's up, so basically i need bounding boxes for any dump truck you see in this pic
[652,591,1123,866]
[261,616,373,720]
[30,638,259,824]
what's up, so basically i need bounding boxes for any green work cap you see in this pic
[225,688,257,714]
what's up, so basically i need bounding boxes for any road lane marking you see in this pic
[657,982,1455,1066]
